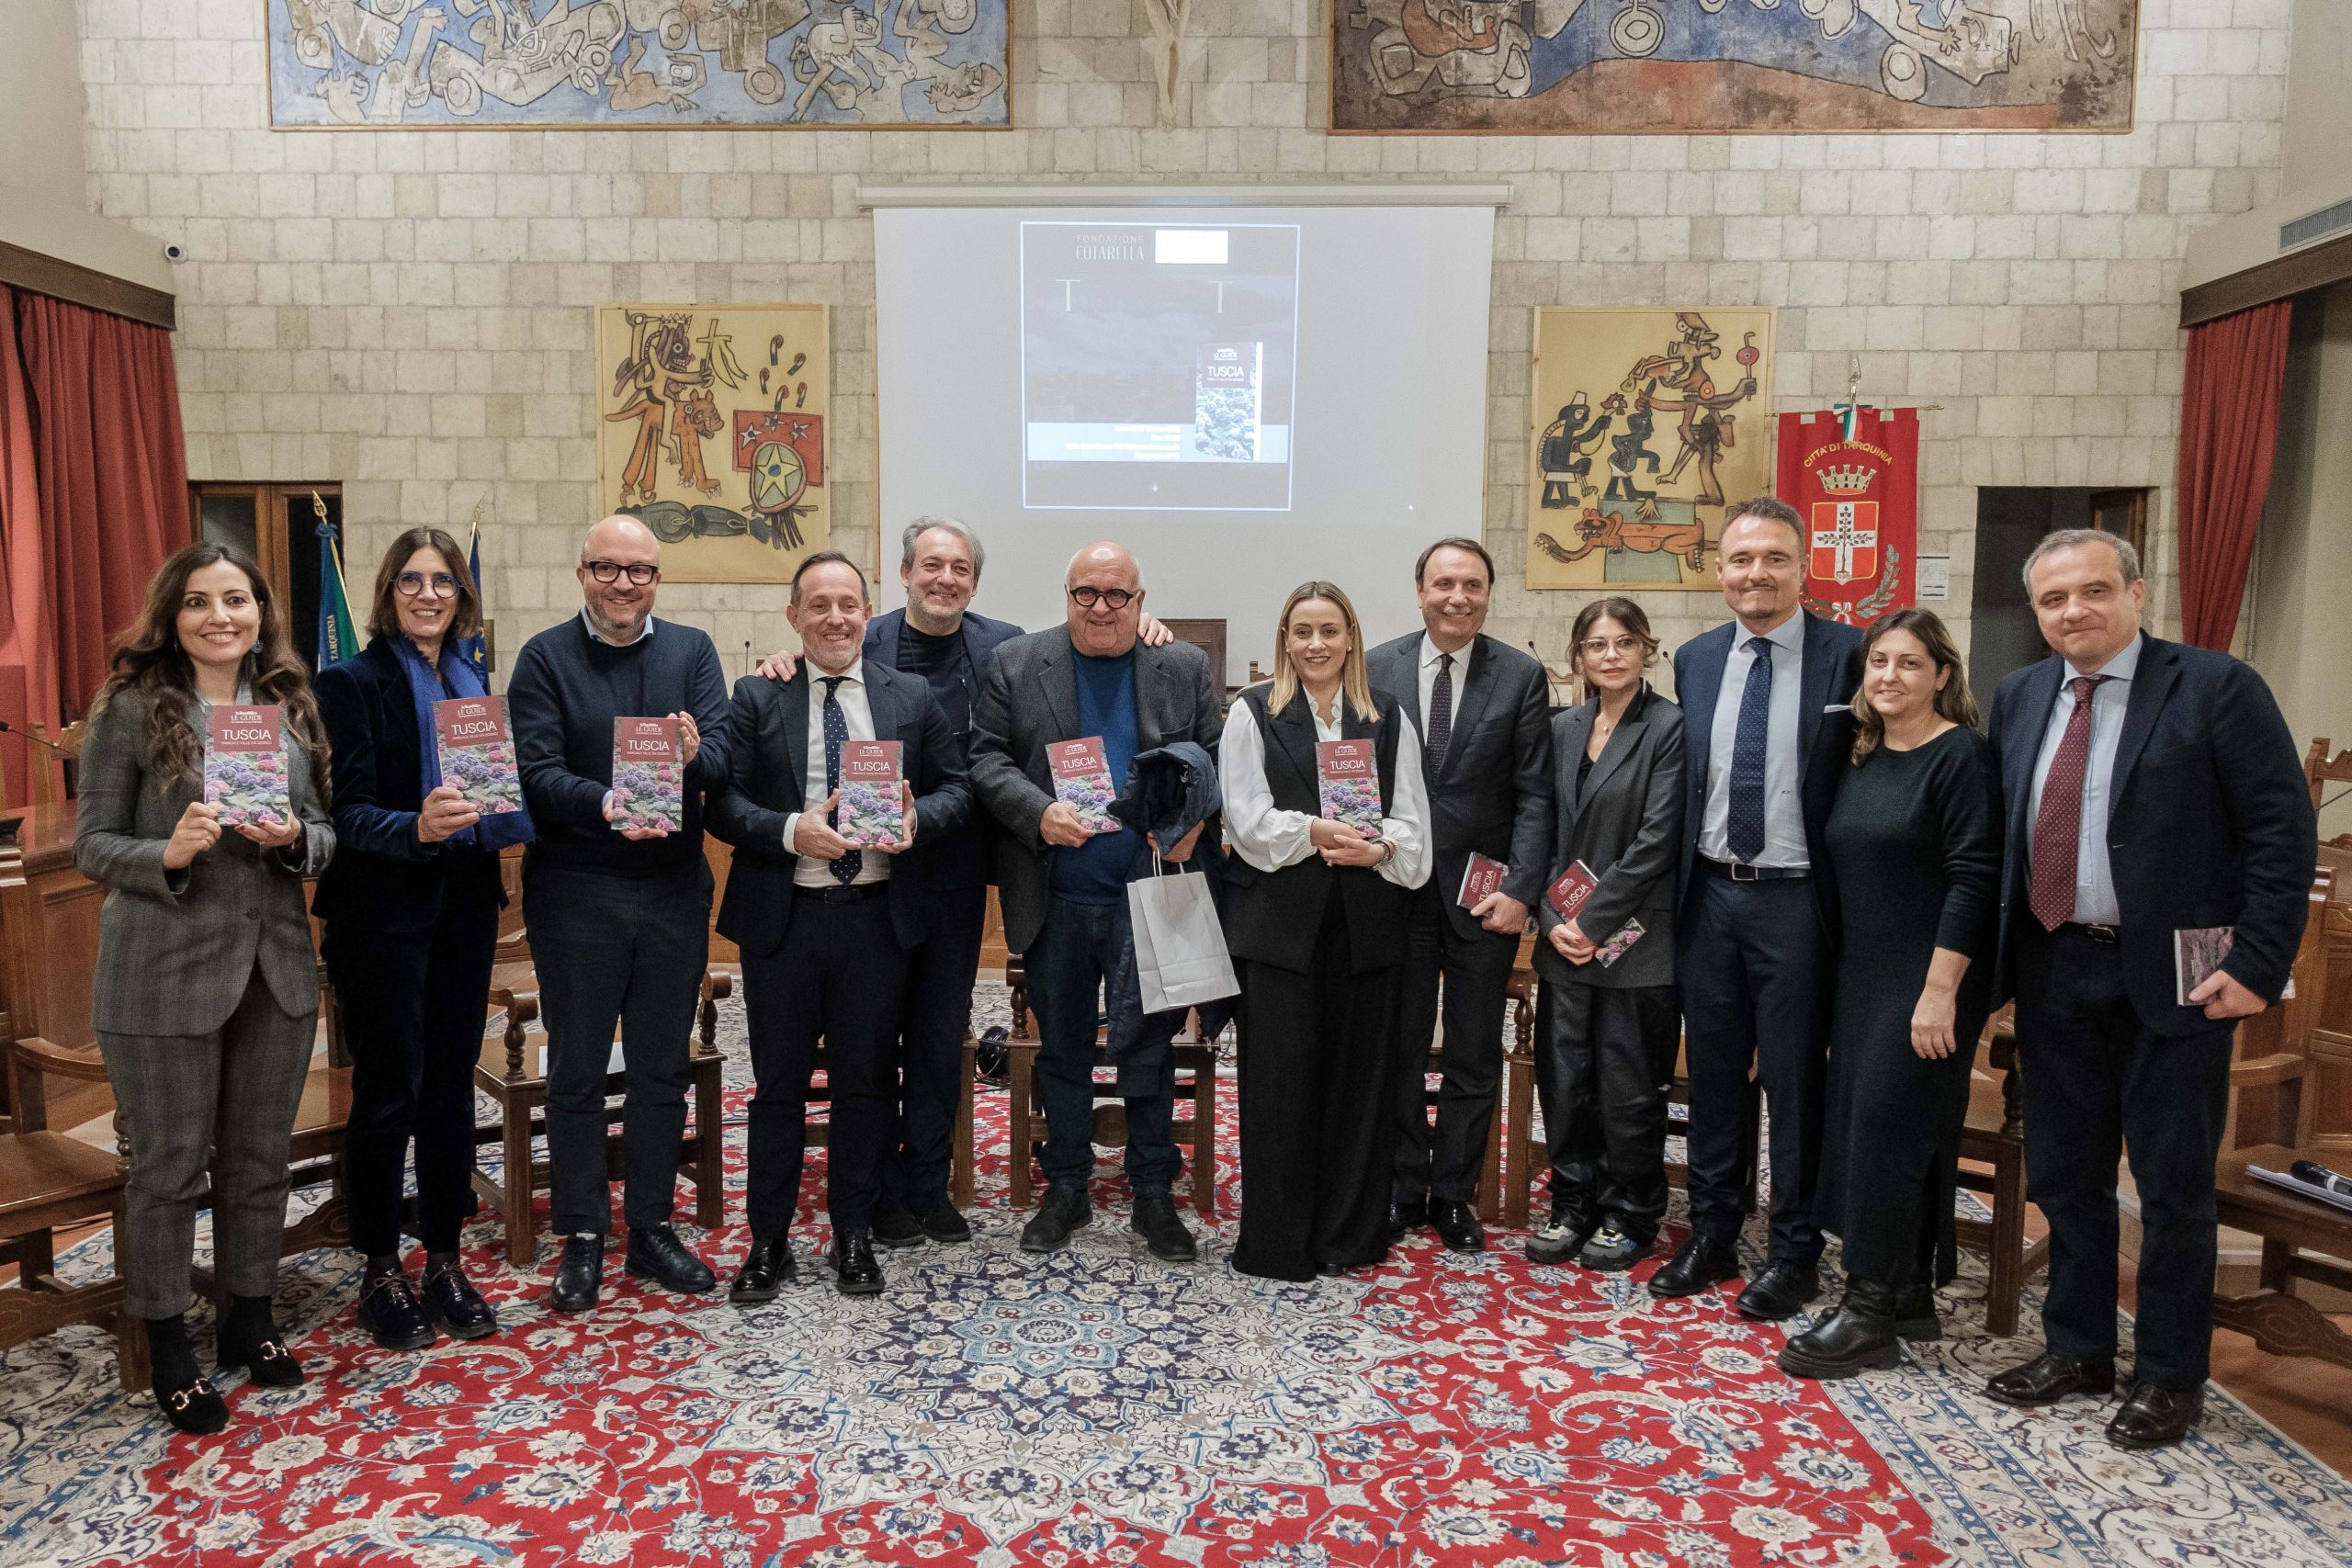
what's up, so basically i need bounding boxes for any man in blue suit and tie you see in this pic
[1980,529,2312,1450]
[1652,497,1863,1320]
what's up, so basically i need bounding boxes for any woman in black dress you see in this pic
[1781,608,1999,1380]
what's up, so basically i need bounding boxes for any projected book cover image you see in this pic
[1046,738,1122,835]
[434,696,523,816]
[204,705,289,829]
[1316,739,1384,833]
[835,740,905,848]
[611,717,684,835]
[1020,220,1300,510]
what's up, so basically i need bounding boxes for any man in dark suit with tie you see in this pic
[1652,497,1863,1319]
[1368,537,1555,1254]
[707,552,971,1300]
[1982,528,2312,1450]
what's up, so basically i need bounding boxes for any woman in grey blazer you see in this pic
[76,542,334,1435]
[1530,598,1685,1273]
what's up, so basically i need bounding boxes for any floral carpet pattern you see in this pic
[0,990,2347,1567]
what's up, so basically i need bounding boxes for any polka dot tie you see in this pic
[1725,637,1773,864]
[2029,675,2108,931]
[820,676,860,886]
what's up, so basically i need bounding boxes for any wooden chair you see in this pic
[0,1035,145,1388]
[22,719,85,811]
[1955,1005,2048,1338]
[1001,954,1220,1217]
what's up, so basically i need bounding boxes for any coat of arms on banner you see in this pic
[594,303,830,584]
[1776,407,1920,626]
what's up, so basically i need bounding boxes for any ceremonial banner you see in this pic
[1776,407,1919,627]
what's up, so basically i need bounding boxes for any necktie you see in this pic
[1426,651,1455,778]
[2030,674,2108,931]
[1725,636,1774,863]
[820,676,860,886]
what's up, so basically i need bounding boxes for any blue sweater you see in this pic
[1053,648,1142,905]
[507,615,731,876]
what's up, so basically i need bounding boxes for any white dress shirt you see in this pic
[1416,632,1473,740]
[2026,632,2142,926]
[781,659,889,888]
[1220,692,1432,889]
[1699,611,1809,867]
[582,608,656,646]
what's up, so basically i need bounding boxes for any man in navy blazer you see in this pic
[708,553,971,1300]
[1979,529,2313,1450]
[1653,497,1863,1320]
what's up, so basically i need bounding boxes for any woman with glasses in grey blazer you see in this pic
[76,542,334,1434]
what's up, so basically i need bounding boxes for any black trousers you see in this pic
[1235,897,1405,1281]
[886,881,986,1214]
[2014,922,2235,1388]
[325,888,501,1258]
[1392,888,1518,1205]
[1534,974,1679,1245]
[741,889,909,1239]
[1678,871,1829,1263]
[525,859,712,1236]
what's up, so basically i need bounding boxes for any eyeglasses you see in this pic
[395,571,459,599]
[585,560,659,586]
[1067,585,1136,611]
[1578,635,1647,659]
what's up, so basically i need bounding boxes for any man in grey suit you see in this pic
[968,542,1222,1263]
[1368,537,1555,1254]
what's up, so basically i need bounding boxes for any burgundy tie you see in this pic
[2029,675,2107,931]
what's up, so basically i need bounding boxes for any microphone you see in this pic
[2292,1159,2352,1198]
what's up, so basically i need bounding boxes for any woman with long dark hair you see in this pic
[1781,607,2000,1379]
[76,542,334,1433]
[1222,581,1430,1281]
[313,526,533,1350]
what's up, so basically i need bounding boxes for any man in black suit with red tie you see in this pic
[1984,528,2313,1450]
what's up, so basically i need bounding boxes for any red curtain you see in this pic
[0,288,53,800]
[10,288,186,715]
[2176,299,2294,651]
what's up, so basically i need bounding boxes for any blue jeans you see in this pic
[1025,899,1179,1197]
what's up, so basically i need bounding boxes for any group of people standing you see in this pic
[75,497,2313,1458]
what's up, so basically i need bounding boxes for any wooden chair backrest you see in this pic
[2307,737,2352,814]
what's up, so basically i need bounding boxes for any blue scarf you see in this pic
[391,637,535,852]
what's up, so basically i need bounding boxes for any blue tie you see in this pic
[820,676,860,885]
[1726,636,1773,863]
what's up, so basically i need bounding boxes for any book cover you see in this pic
[1544,859,1600,924]
[835,739,905,848]
[1316,739,1384,832]
[1457,852,1507,909]
[1595,918,1647,968]
[1046,738,1121,836]
[611,716,684,835]
[1193,341,1264,461]
[2175,926,2234,1007]
[204,704,290,829]
[434,695,523,815]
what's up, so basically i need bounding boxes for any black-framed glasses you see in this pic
[395,571,459,598]
[585,560,659,586]
[1577,635,1646,658]
[1068,585,1136,611]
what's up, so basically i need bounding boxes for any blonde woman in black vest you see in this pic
[1221,582,1430,1281]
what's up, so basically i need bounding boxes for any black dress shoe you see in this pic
[220,1322,305,1388]
[550,1233,605,1313]
[156,1373,230,1435]
[1983,1350,2117,1407]
[1131,1192,1198,1262]
[356,1269,437,1352]
[1385,1196,1428,1242]
[422,1262,499,1340]
[1894,1281,1942,1342]
[1316,1260,1347,1278]
[730,1235,797,1304]
[626,1225,717,1294]
[1524,1202,1596,1266]
[1020,1182,1092,1254]
[1577,1225,1653,1273]
[921,1206,973,1245]
[1647,1232,1742,1298]
[1736,1259,1822,1321]
[1430,1200,1486,1254]
[2107,1380,2203,1450]
[872,1201,927,1249]
[827,1229,886,1296]
[1777,1278,1902,1380]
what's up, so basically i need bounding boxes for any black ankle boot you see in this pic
[220,1293,304,1388]
[146,1314,228,1435]
[1776,1277,1902,1380]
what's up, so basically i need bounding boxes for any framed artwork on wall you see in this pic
[594,303,831,585]
[1524,306,1773,593]
[1330,2,2135,134]
[266,1,1011,129]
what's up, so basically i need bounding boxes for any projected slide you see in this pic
[1021,222,1301,510]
